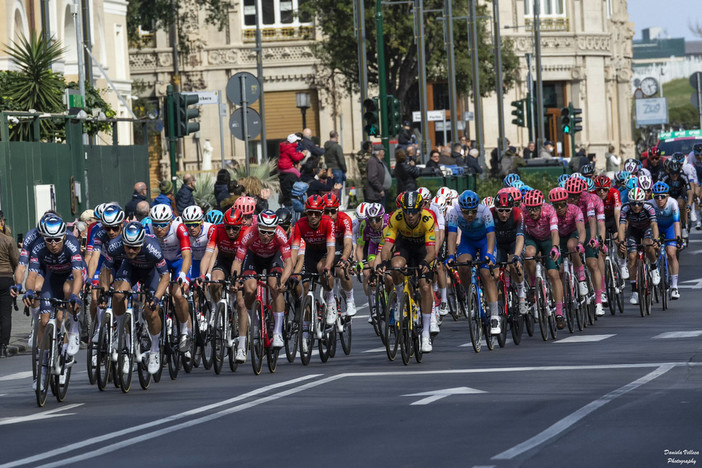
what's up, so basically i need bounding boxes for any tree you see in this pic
[300,0,520,118]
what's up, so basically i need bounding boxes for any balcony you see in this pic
[525,17,570,32]
[242,25,315,43]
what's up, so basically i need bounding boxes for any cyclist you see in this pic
[651,182,683,299]
[581,163,595,180]
[145,204,193,352]
[593,174,626,275]
[643,147,666,183]
[491,191,527,314]
[102,222,171,375]
[232,210,293,349]
[181,206,216,279]
[200,207,248,361]
[277,207,304,285]
[355,203,389,308]
[322,193,356,318]
[521,190,565,329]
[445,190,500,334]
[378,191,436,353]
[352,202,370,254]
[618,187,660,305]
[234,196,257,227]
[418,187,449,320]
[550,186,587,297]
[205,209,224,226]
[660,159,691,242]
[688,143,702,230]
[23,215,84,389]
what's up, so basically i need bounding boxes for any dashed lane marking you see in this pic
[555,334,615,343]
[652,330,702,339]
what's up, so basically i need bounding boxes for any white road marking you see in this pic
[403,386,486,405]
[0,371,33,382]
[0,404,84,427]
[355,314,369,319]
[653,330,702,339]
[555,334,615,343]
[491,364,675,460]
[363,347,387,353]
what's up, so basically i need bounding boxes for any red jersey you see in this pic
[205,224,246,259]
[291,215,336,252]
[235,226,291,261]
[601,188,622,217]
[332,212,353,245]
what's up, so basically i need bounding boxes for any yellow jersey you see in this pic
[384,209,436,247]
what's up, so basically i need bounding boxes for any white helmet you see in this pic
[638,174,653,191]
[481,196,495,209]
[355,202,370,219]
[417,187,431,201]
[432,194,447,208]
[181,206,204,223]
[448,189,459,201]
[101,204,125,227]
[150,204,173,223]
[437,187,452,198]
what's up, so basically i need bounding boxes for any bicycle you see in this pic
[633,243,654,317]
[298,272,336,365]
[243,272,282,375]
[385,266,427,365]
[604,233,625,316]
[113,288,153,393]
[333,263,353,357]
[561,250,584,332]
[189,282,214,370]
[357,263,386,344]
[654,237,676,312]
[524,255,558,341]
[203,279,239,374]
[282,278,301,363]
[494,259,524,346]
[449,261,494,353]
[35,298,75,407]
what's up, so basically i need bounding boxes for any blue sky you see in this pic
[628,0,702,41]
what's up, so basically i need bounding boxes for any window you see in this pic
[605,0,614,19]
[242,0,313,29]
[524,0,565,18]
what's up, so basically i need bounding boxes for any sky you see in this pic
[628,0,702,41]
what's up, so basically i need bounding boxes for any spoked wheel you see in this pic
[96,317,112,391]
[536,280,548,342]
[413,314,422,364]
[182,305,196,374]
[54,353,72,403]
[638,261,646,318]
[212,302,226,375]
[136,326,151,390]
[339,315,352,355]
[284,295,299,363]
[36,323,53,407]
[299,295,314,366]
[524,297,535,337]
[375,286,388,346]
[165,310,181,380]
[152,344,164,383]
[563,274,575,333]
[661,262,669,311]
[496,281,508,348]
[399,292,411,365]
[509,290,524,346]
[467,282,482,353]
[605,261,617,316]
[329,296,345,359]
[384,290,399,361]
[447,275,460,321]
[86,319,97,385]
[251,301,264,375]
[117,318,134,394]
[228,307,239,372]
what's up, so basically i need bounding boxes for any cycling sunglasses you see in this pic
[152,222,170,228]
[461,209,477,215]
[104,225,121,232]
[184,222,202,228]
[45,237,63,244]
[526,206,541,212]
[306,210,322,217]
[496,208,512,213]
[224,225,241,231]
[552,202,567,209]
[324,209,338,215]
[653,194,667,200]
[630,201,644,207]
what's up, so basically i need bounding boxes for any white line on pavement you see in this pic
[490,363,675,460]
[0,404,84,427]
[0,374,322,468]
[362,347,387,353]
[555,334,615,343]
[652,330,702,339]
[0,371,33,382]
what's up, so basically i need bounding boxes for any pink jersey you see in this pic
[589,192,606,222]
[235,225,291,261]
[577,193,596,221]
[556,203,584,236]
[523,203,558,241]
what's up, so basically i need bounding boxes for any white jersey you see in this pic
[683,160,698,185]
[352,217,361,246]
[145,220,190,261]
[429,202,446,231]
[189,222,214,261]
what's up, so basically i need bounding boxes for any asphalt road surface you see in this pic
[1,236,702,467]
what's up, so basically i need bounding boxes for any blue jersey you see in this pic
[651,197,680,230]
[446,204,495,242]
[104,235,168,275]
[619,187,629,205]
[28,233,84,276]
[19,227,42,267]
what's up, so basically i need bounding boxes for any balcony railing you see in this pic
[242,25,315,43]
[525,17,570,32]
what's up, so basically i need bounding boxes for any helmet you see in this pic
[671,152,686,164]
[558,180,567,188]
[417,187,431,201]
[594,175,612,189]
[355,202,370,219]
[457,190,479,210]
[652,181,669,195]
[649,146,661,157]
[275,208,293,227]
[122,222,146,247]
[519,185,533,196]
[447,189,458,201]
[694,143,702,155]
[629,187,646,202]
[495,192,514,208]
[223,207,244,226]
[400,191,423,211]
[436,187,452,198]
[512,180,525,189]
[615,170,631,183]
[205,210,224,225]
[523,190,544,207]
[395,192,406,208]
[305,194,325,211]
[624,158,641,173]
[94,203,108,220]
[548,187,569,203]
[503,173,520,187]
[570,172,582,180]
[101,204,125,227]
[150,204,173,223]
[322,193,340,209]
[581,163,595,177]
[181,206,204,223]
[39,215,66,237]
[233,196,256,215]
[565,177,585,195]
[668,160,682,174]
[366,203,385,218]
[585,178,595,192]
[481,196,495,209]
[257,210,278,229]
[638,175,653,191]
[557,174,570,185]
[508,186,522,202]
[625,176,639,191]
[432,195,447,208]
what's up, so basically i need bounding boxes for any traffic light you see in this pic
[175,93,200,137]
[511,99,525,127]
[386,96,402,136]
[363,97,380,137]
[560,106,572,134]
[571,106,583,134]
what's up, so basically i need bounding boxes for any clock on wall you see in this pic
[640,77,659,97]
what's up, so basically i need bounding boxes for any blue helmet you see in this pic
[557,174,570,185]
[519,185,533,196]
[101,204,125,227]
[512,180,524,189]
[652,181,669,195]
[558,180,567,188]
[586,178,595,192]
[122,222,146,247]
[205,209,224,225]
[457,190,479,210]
[615,170,631,183]
[625,176,639,191]
[503,173,521,187]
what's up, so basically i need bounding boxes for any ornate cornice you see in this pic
[511,33,613,56]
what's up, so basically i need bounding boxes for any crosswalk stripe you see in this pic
[652,330,702,339]
[555,334,615,343]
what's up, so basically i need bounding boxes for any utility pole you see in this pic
[255,0,268,162]
[469,0,483,159]
[492,0,505,156]
[376,0,391,163]
[354,0,369,139]
[414,0,430,157]
[72,0,86,108]
[444,0,458,144]
[81,0,93,86]
[533,0,546,151]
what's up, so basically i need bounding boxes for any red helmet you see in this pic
[565,177,585,195]
[649,146,661,157]
[508,186,522,201]
[594,175,612,189]
[322,192,340,209]
[548,187,568,203]
[396,191,406,208]
[305,194,325,211]
[523,190,544,207]
[495,192,514,208]
[223,207,244,226]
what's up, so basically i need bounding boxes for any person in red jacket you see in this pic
[278,134,307,178]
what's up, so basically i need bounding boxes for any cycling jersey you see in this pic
[85,221,101,254]
[652,197,680,229]
[18,228,42,267]
[489,207,524,247]
[29,234,84,276]
[600,187,622,218]
[235,226,291,261]
[145,221,191,261]
[385,209,436,247]
[104,236,167,273]
[356,215,389,257]
[687,152,702,182]
[576,193,596,221]
[589,192,606,222]
[523,204,558,241]
[555,203,584,236]
[291,216,336,252]
[642,157,667,183]
[682,160,698,185]
[332,212,354,248]
[205,225,246,259]
[428,202,446,231]
[660,174,691,199]
[620,202,657,230]
[188,222,215,262]
[446,204,494,242]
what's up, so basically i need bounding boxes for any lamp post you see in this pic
[296,92,311,129]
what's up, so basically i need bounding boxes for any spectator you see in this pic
[406,145,419,164]
[176,173,197,214]
[135,200,151,225]
[152,179,177,214]
[539,140,555,158]
[278,133,306,178]
[299,128,325,158]
[438,146,457,166]
[324,130,347,200]
[426,149,442,170]
[605,144,621,174]
[0,220,18,357]
[365,148,389,204]
[397,121,413,150]
[451,143,465,166]
[0,210,10,237]
[569,148,587,172]
[460,135,470,154]
[308,166,341,197]
[465,148,484,175]
[523,141,537,160]
[214,169,231,209]
[394,149,419,193]
[500,146,525,176]
[125,181,149,218]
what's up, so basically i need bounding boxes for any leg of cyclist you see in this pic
[585,233,604,316]
[667,244,680,299]
[644,232,660,285]
[318,256,337,325]
[568,236,588,297]
[626,231,640,304]
[337,262,356,317]
[524,245,537,289]
[436,262,449,317]
[61,276,81,356]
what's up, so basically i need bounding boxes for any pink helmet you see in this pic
[234,196,256,215]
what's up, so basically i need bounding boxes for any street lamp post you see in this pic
[296,92,310,129]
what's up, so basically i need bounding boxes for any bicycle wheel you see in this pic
[547,289,558,340]
[165,309,180,380]
[251,301,264,375]
[496,280,508,348]
[661,256,669,311]
[86,318,97,385]
[329,295,344,359]
[200,305,214,370]
[384,290,399,361]
[637,260,646,318]
[36,323,53,407]
[447,274,460,321]
[413,313,422,363]
[645,268,653,316]
[509,287,524,345]
[228,306,239,372]
[467,282,482,353]
[265,310,279,373]
[318,323,331,363]
[96,316,111,391]
[563,273,575,333]
[212,302,225,375]
[375,285,388,346]
[284,294,299,363]
[339,315,352,356]
[54,351,72,402]
[605,261,616,316]
[399,292,411,365]
[299,295,314,366]
[136,322,151,390]
[118,316,134,394]
[536,279,548,341]
[524,295,535,337]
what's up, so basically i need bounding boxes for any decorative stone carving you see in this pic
[158,53,172,67]
[130,53,157,69]
[571,66,585,80]
[577,36,611,51]
[208,49,239,65]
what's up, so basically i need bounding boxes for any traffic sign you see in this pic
[412,110,445,122]
[226,72,260,106]
[229,107,261,140]
[690,72,702,91]
[182,91,218,105]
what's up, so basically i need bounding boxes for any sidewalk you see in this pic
[6,307,31,356]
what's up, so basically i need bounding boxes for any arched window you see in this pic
[11,0,30,44]
[63,3,78,69]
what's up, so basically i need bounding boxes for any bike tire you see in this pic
[510,289,524,345]
[182,304,195,374]
[266,308,279,373]
[645,268,653,316]
[251,301,264,375]
[228,306,239,372]
[638,261,646,318]
[496,280,507,348]
[399,292,411,365]
[86,319,97,385]
[524,303,535,337]
[318,326,331,363]
[96,315,111,391]
[118,317,133,394]
[212,302,225,375]
[284,294,300,363]
[661,258,669,311]
[413,314,422,363]
[605,261,616,316]
[36,323,53,407]
[563,273,575,333]
[299,295,314,366]
[384,290,399,361]
[536,279,548,342]
[166,308,180,380]
[447,275,460,321]
[375,285,388,346]
[467,282,482,353]
[56,350,72,402]
[340,316,352,356]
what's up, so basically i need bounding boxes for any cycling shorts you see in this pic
[496,241,516,264]
[212,255,234,278]
[625,227,653,254]
[392,237,433,281]
[457,237,495,270]
[584,226,599,259]
[241,251,284,276]
[524,234,559,270]
[660,224,677,248]
[166,258,190,280]
[115,263,161,295]
[38,271,72,314]
[558,231,579,255]
[303,248,326,275]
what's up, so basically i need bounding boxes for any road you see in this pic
[1,238,702,467]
